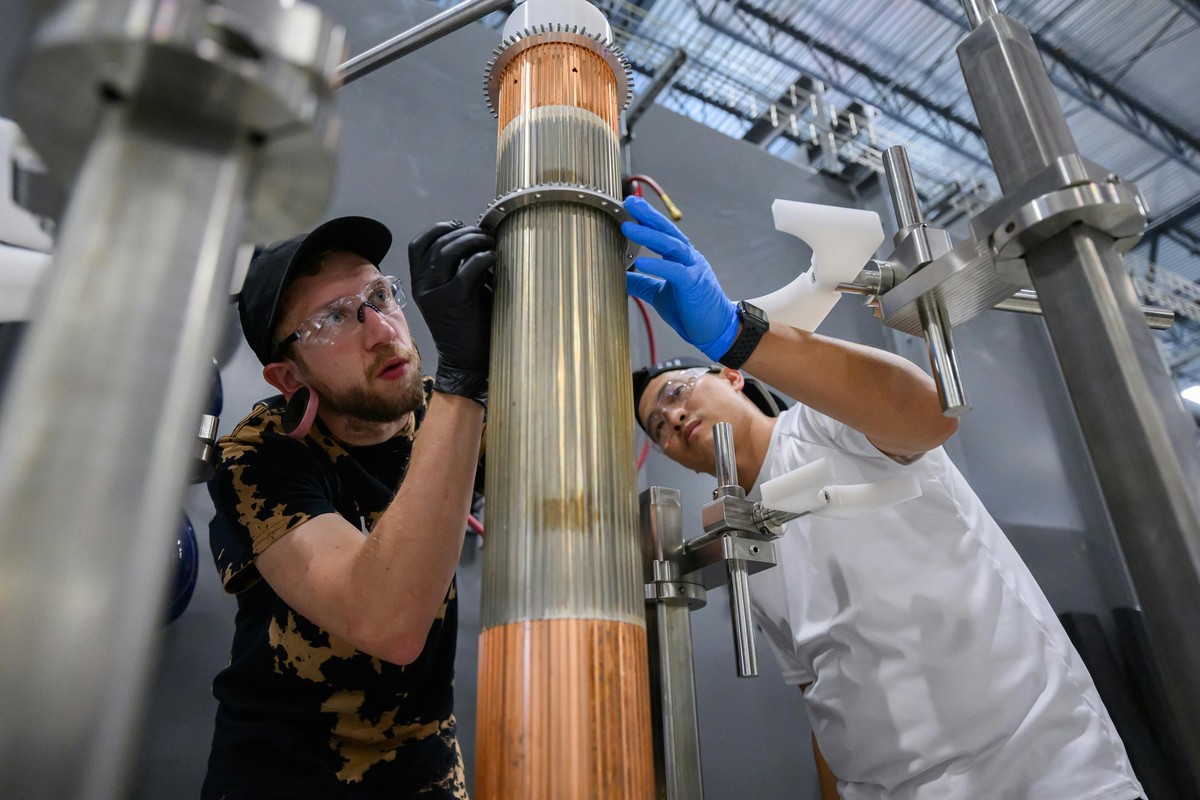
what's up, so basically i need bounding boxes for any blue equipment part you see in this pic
[167,513,199,624]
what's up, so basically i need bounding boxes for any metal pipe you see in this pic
[993,289,1175,330]
[640,488,705,800]
[336,0,512,85]
[712,421,742,498]
[961,0,1000,29]
[0,102,252,800]
[726,558,758,677]
[883,145,924,240]
[958,9,1200,786]
[918,296,972,416]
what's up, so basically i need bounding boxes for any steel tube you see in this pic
[712,421,741,498]
[918,297,971,416]
[883,145,924,238]
[958,10,1200,786]
[640,488,705,800]
[961,0,999,29]
[993,288,1175,330]
[726,558,758,677]
[0,102,251,800]
[336,0,512,85]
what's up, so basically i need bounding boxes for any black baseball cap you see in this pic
[631,356,789,431]
[238,216,393,365]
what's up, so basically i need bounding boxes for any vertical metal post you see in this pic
[712,421,743,498]
[726,559,758,678]
[0,3,342,795]
[641,487,705,800]
[0,103,253,800]
[960,0,999,29]
[958,13,1077,193]
[918,297,971,416]
[708,422,758,676]
[958,9,1200,785]
[882,146,971,416]
[882,146,923,243]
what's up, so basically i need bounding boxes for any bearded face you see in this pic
[298,342,425,424]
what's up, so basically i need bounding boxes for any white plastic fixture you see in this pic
[503,0,613,42]
[749,200,885,333]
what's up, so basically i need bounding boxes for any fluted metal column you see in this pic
[475,2,654,797]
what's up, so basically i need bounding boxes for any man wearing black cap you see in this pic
[203,216,493,799]
[625,196,1144,800]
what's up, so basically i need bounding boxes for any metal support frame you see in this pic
[955,5,1200,787]
[641,487,705,800]
[639,422,796,796]
[0,2,340,797]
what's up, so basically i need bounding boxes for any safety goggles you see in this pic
[643,366,718,448]
[272,274,406,361]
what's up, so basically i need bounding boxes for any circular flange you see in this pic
[483,26,633,117]
[990,180,1148,261]
[16,0,345,242]
[479,183,638,267]
[480,183,630,229]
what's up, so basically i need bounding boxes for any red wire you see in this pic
[467,514,484,536]
[627,172,667,198]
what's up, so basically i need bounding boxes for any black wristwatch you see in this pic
[719,301,769,370]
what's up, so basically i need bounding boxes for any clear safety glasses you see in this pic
[273,274,406,361]
[644,367,715,448]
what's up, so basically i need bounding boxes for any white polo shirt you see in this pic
[750,403,1144,800]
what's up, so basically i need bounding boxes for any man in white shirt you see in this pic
[624,195,1144,800]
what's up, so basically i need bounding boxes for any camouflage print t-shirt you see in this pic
[203,379,468,799]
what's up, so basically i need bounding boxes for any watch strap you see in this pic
[719,301,768,370]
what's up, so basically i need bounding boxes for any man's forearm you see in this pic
[349,393,484,661]
[741,323,958,457]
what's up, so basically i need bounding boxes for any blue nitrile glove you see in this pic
[622,195,739,362]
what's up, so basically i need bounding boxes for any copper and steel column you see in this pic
[476,1,654,796]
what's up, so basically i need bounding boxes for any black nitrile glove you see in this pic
[408,221,495,407]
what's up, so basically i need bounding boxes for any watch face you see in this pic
[740,301,768,326]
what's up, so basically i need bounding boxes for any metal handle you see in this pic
[726,557,758,677]
[712,422,744,499]
[336,0,512,85]
[919,297,972,417]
